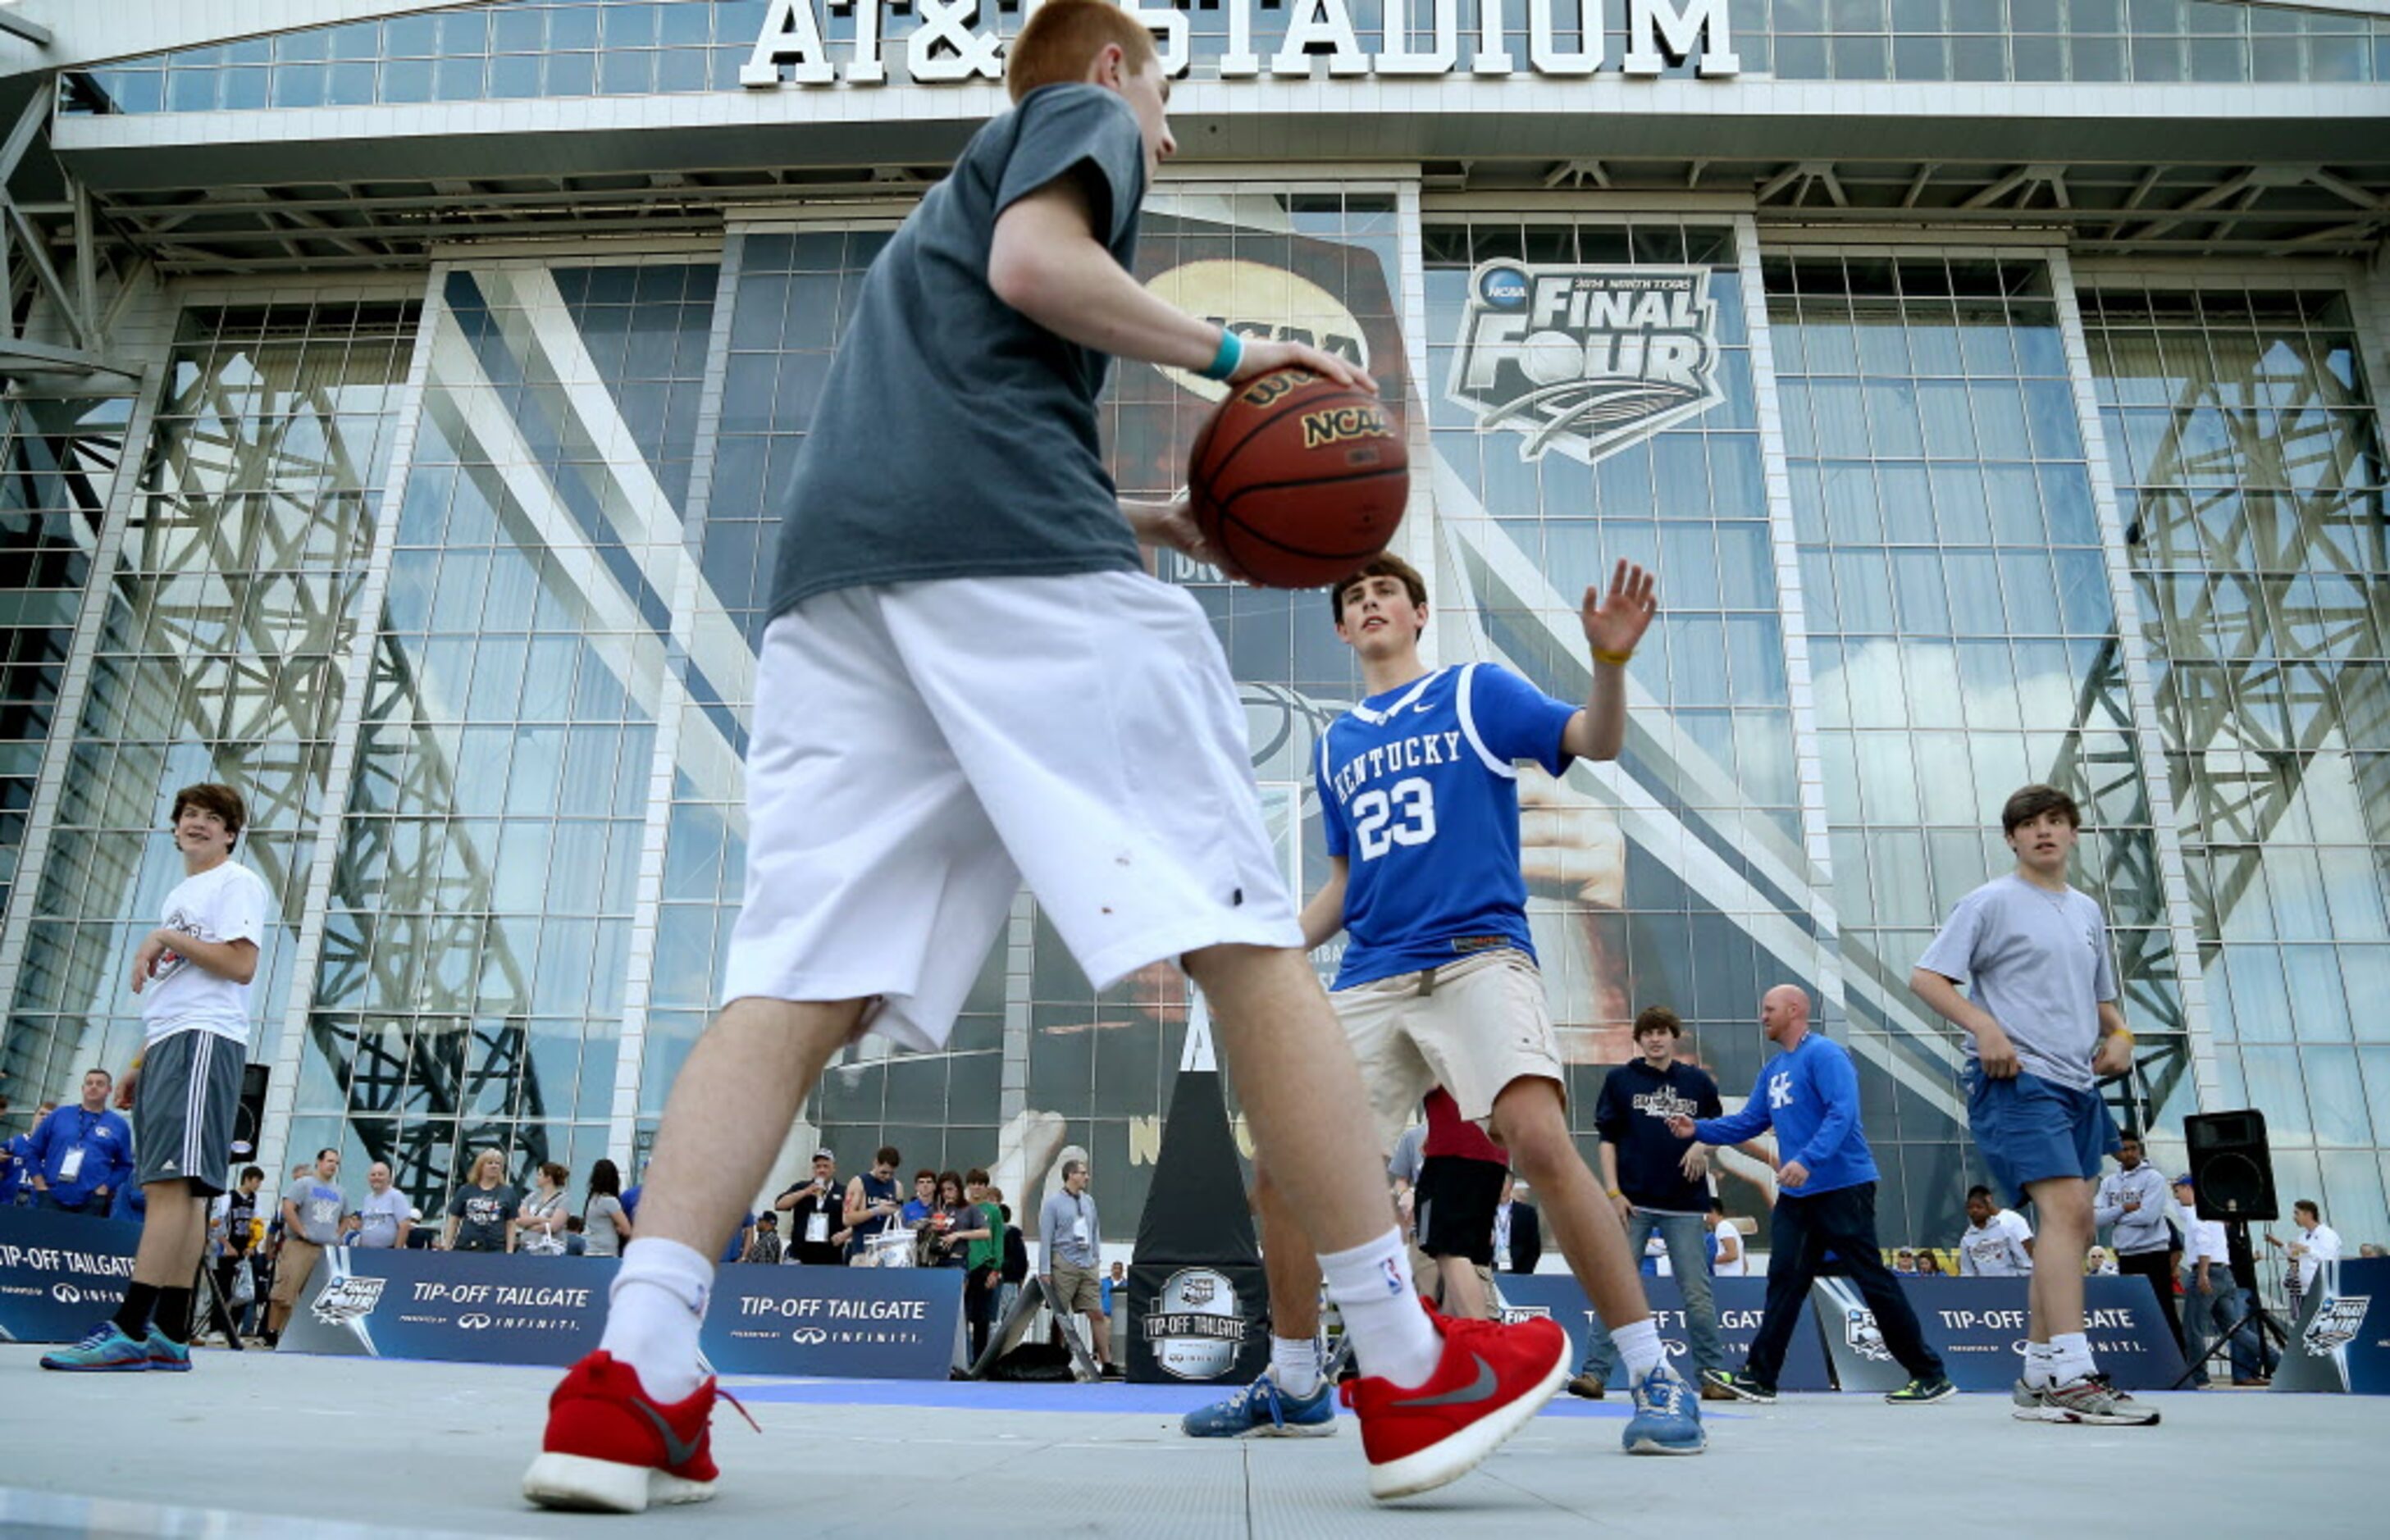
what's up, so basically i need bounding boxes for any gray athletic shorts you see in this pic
[132,1027,247,1196]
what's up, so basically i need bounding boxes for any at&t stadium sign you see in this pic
[742,0,1740,89]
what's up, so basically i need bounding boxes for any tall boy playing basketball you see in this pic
[522,3,1567,1513]
[1184,553,1707,1456]
[1910,784,2159,1427]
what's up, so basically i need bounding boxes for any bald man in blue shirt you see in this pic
[1668,985,1951,1406]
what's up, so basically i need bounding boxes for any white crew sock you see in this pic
[1611,1317,1666,1383]
[1270,1334,1323,1399]
[2023,1340,2060,1388]
[1320,1228,1442,1390]
[600,1237,714,1402]
[2049,1331,2096,1385]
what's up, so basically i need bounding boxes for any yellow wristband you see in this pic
[1606,1187,1624,1198]
[2106,1027,2135,1041]
[1594,648,1634,667]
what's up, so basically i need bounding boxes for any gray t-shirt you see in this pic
[283,1174,345,1246]
[1040,1188,1101,1270]
[768,83,1147,615]
[1918,873,2117,1091]
[583,1192,626,1258]
[353,1187,410,1248]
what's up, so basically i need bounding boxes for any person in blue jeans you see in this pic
[1913,782,2159,1429]
[1570,1005,1727,1401]
[1668,986,1954,1407]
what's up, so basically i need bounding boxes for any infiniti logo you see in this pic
[50,1283,81,1305]
[791,1328,829,1346]
[458,1313,494,1331]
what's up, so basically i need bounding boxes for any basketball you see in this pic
[1189,367,1408,589]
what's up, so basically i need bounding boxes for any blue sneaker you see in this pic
[146,1329,193,1372]
[1181,1372,1338,1438]
[40,1322,152,1373]
[1621,1361,1707,1455]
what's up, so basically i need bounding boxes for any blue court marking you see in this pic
[721,1378,1718,1420]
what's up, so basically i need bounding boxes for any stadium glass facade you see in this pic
[0,0,2384,1263]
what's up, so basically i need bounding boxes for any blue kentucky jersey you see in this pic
[1316,663,1577,989]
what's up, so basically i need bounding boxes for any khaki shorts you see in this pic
[1050,1259,1102,1314]
[271,1237,325,1309]
[1336,949,1566,1154]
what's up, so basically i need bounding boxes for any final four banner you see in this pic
[2330,1258,2390,1396]
[1495,1274,1833,1392]
[0,1207,141,1342]
[280,1246,961,1378]
[2274,1259,2390,1395]
[1813,1275,2185,1392]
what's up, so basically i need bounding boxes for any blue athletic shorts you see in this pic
[1966,1068,2120,1205]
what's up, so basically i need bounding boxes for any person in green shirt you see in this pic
[966,1168,1006,1362]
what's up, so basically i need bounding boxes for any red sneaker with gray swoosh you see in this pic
[1339,1305,1571,1500]
[522,1351,719,1513]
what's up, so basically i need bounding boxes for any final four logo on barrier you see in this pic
[1447,263,1726,465]
[2306,1296,2371,1356]
[1845,1307,1895,1365]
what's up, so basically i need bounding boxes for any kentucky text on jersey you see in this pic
[1328,732,1466,803]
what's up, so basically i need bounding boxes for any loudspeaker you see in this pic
[233,1063,270,1154]
[2184,1109,2277,1222]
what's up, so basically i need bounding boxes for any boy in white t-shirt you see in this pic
[42,783,268,1373]
[1958,1185,2037,1277]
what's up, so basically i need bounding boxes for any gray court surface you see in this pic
[0,1346,2376,1538]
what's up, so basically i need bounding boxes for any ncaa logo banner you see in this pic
[1447,263,1726,465]
[0,1207,139,1344]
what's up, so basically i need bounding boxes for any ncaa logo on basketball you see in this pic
[1145,260,1370,403]
[311,1275,387,1327]
[2303,1296,2370,1355]
[1447,263,1726,465]
[1143,1267,1250,1380]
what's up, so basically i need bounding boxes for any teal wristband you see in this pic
[1199,327,1243,382]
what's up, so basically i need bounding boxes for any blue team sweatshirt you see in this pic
[25,1105,134,1209]
[1694,1031,1878,1196]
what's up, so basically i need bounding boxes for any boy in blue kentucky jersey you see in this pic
[1187,552,1706,1456]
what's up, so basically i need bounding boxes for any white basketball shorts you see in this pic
[723,570,1302,1050]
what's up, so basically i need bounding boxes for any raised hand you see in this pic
[1581,558,1658,659]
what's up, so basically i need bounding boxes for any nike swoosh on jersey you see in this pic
[1389,1354,1498,1407]
[632,1396,705,1469]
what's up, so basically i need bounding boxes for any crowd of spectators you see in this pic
[7,1061,2375,1387]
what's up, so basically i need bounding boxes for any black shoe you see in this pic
[1705,1369,1777,1404]
[1887,1374,1957,1406]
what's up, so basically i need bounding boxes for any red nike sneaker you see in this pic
[522,1351,720,1513]
[1339,1304,1571,1500]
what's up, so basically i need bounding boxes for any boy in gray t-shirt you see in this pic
[525,6,1562,1515]
[1910,783,2151,1427]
